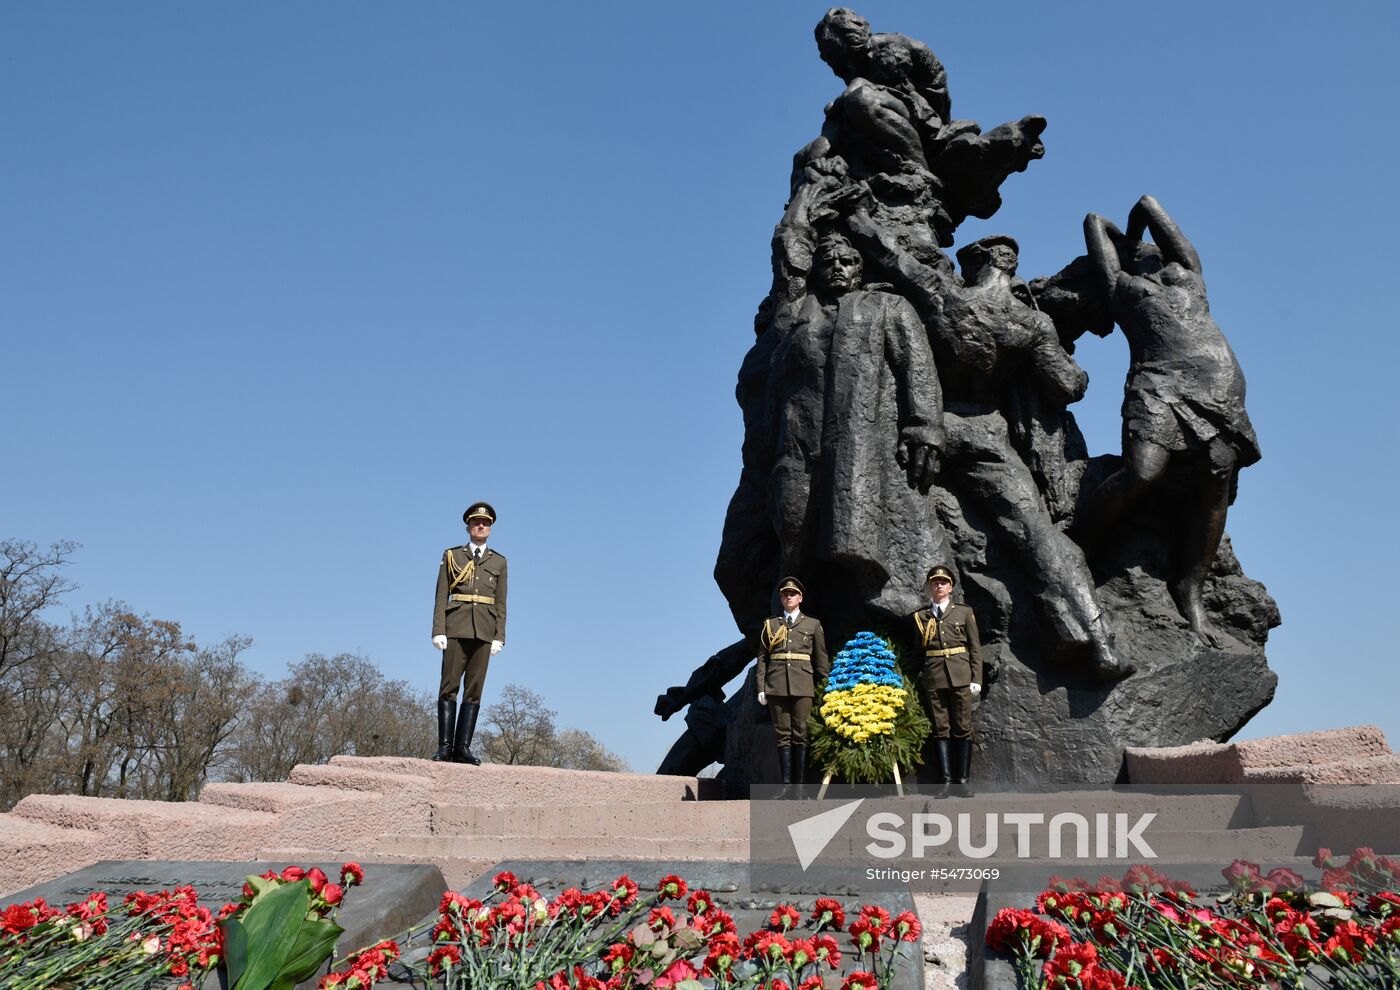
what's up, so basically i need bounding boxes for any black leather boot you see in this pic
[932,738,953,797]
[952,738,975,796]
[432,700,456,761]
[775,746,792,799]
[452,700,482,765]
[791,744,807,799]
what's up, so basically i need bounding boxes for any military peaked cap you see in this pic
[777,576,806,596]
[925,564,956,586]
[464,502,497,524]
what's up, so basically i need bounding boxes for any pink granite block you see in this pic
[416,761,699,805]
[0,817,107,897]
[199,780,432,851]
[11,794,278,861]
[430,800,750,840]
[1233,726,1392,769]
[1124,739,1243,784]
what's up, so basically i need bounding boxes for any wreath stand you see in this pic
[815,763,903,800]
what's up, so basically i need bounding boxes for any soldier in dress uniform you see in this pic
[432,502,507,764]
[913,564,983,793]
[756,577,829,797]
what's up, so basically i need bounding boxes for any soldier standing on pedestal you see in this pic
[432,502,507,765]
[913,565,983,793]
[757,577,829,797]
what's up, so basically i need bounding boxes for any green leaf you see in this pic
[232,879,312,990]
[244,874,278,898]
[1309,892,1345,909]
[273,917,344,987]
[222,917,251,986]
[671,928,704,953]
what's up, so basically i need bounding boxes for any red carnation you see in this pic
[657,874,687,900]
[648,906,676,931]
[841,972,879,990]
[894,910,921,941]
[427,944,463,974]
[857,904,891,932]
[770,903,801,930]
[340,862,365,887]
[697,908,736,937]
[687,889,713,915]
[812,933,842,968]
[849,917,883,952]
[492,870,518,892]
[610,874,639,909]
[811,897,846,930]
[703,933,741,975]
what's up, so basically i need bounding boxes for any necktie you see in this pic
[786,615,794,629]
[474,548,483,562]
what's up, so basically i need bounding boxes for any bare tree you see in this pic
[478,684,628,771]
[223,653,434,782]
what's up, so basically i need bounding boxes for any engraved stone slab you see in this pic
[2,859,446,989]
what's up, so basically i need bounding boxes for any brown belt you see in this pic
[925,646,968,658]
[769,652,811,662]
[450,594,495,605]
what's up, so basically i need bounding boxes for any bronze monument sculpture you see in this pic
[656,9,1277,790]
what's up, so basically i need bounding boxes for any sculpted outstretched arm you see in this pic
[1127,194,1202,274]
[769,166,860,308]
[1083,212,1124,304]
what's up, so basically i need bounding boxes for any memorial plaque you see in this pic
[437,859,924,990]
[2,859,446,989]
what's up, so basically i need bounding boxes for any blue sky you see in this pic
[4,2,1396,773]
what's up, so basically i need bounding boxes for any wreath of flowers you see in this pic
[809,631,929,785]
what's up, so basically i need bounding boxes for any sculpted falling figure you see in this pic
[1076,196,1261,647]
[849,210,1133,679]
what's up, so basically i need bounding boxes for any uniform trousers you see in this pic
[440,637,491,703]
[769,695,813,747]
[919,684,973,739]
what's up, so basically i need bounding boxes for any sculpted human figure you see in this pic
[1078,195,1261,647]
[849,214,1134,680]
[715,168,948,633]
[811,6,950,175]
[799,8,1046,247]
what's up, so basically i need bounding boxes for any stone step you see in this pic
[1126,725,1394,785]
[369,833,750,863]
[0,816,108,898]
[286,763,428,794]
[430,801,751,839]
[328,757,701,806]
[199,780,429,852]
[1241,753,1400,784]
[10,794,279,861]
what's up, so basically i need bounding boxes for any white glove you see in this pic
[432,635,447,650]
[969,683,982,695]
[758,692,767,706]
[490,640,503,656]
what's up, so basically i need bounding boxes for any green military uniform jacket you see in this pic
[757,613,830,698]
[433,545,507,643]
[914,601,983,690]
